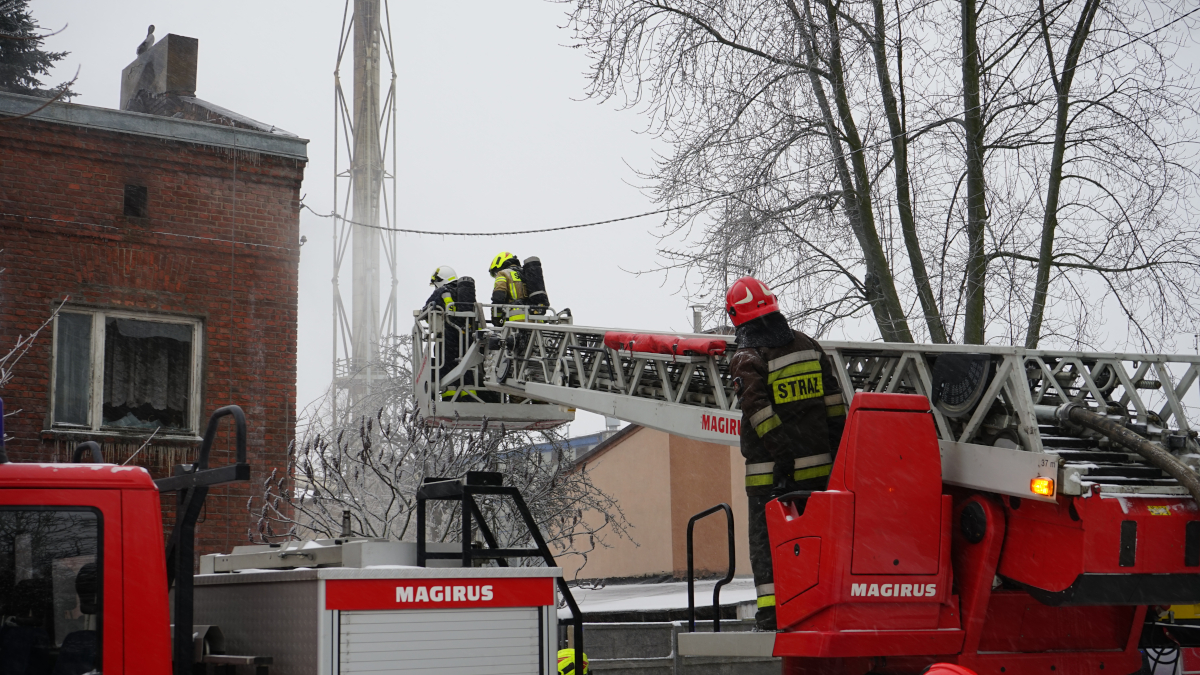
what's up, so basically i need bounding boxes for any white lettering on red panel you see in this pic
[850,583,937,598]
[325,577,553,610]
[701,414,741,437]
[396,584,494,603]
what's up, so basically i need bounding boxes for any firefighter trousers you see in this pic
[744,455,831,613]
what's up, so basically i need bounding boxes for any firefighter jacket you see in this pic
[490,267,528,324]
[424,280,471,336]
[424,281,459,312]
[731,329,847,489]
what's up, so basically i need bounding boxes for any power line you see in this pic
[301,202,680,236]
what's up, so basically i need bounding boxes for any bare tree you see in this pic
[252,337,632,575]
[561,0,1200,349]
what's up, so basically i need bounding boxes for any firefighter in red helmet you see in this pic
[726,276,846,630]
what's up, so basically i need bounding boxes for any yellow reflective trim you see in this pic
[509,314,526,322]
[794,464,833,482]
[755,414,782,437]
[772,373,824,404]
[745,474,774,487]
[826,404,846,417]
[757,594,776,608]
[767,360,821,385]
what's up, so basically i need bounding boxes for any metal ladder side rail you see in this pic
[468,320,1200,496]
[543,352,736,410]
[685,504,736,633]
[477,321,1200,458]
[826,344,1200,447]
[497,322,742,412]
[415,473,586,675]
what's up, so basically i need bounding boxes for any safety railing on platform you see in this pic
[412,304,576,430]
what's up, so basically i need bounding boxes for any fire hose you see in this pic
[1053,402,1200,504]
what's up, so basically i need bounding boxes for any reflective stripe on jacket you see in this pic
[491,268,528,323]
[731,331,846,482]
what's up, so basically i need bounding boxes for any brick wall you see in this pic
[0,112,305,559]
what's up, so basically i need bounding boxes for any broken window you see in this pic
[52,310,201,434]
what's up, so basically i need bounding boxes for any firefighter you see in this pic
[726,276,846,631]
[425,266,464,392]
[424,265,459,311]
[488,251,528,326]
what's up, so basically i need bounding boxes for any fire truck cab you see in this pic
[0,463,171,674]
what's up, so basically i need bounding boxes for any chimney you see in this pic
[120,34,198,110]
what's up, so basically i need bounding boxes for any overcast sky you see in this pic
[38,0,736,435]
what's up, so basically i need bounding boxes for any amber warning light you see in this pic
[1030,477,1055,497]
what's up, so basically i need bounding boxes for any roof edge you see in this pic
[573,424,643,466]
[0,91,308,161]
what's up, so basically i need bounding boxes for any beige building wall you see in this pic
[728,445,753,576]
[560,426,753,581]
[557,427,674,579]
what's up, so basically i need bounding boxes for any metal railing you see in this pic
[411,304,576,430]
[686,503,736,633]
[415,471,584,675]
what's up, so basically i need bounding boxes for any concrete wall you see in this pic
[562,427,752,580]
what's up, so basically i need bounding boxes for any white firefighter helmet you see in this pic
[430,265,457,288]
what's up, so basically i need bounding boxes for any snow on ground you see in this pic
[557,577,756,620]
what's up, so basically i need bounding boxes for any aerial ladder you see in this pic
[414,303,1200,675]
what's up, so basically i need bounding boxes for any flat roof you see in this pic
[0,91,308,162]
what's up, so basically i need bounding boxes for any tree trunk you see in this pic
[961,0,988,344]
[816,0,914,343]
[793,0,901,341]
[869,0,948,343]
[1025,0,1102,348]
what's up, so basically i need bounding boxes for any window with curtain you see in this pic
[52,310,201,434]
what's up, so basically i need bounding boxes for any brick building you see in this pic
[0,36,307,558]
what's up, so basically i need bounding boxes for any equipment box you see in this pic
[194,544,559,675]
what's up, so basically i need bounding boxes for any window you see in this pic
[52,310,202,435]
[122,184,147,217]
[0,508,102,675]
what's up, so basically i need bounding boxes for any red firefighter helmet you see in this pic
[725,276,779,326]
[921,664,978,675]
